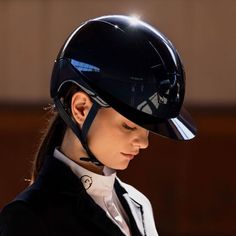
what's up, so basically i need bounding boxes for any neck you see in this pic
[60,128,104,175]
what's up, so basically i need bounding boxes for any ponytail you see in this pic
[31,84,81,183]
[31,112,66,182]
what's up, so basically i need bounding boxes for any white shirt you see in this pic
[53,148,131,236]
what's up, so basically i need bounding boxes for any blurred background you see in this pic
[0,0,235,235]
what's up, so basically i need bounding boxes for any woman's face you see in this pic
[86,107,149,170]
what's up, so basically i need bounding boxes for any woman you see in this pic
[0,15,196,236]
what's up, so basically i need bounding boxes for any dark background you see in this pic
[1,106,235,236]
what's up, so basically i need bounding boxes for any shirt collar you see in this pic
[53,148,116,197]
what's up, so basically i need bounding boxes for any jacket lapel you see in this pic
[122,194,145,236]
[30,155,151,235]
[31,155,126,236]
[75,190,126,235]
[114,180,145,236]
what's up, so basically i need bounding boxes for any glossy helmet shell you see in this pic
[51,15,196,140]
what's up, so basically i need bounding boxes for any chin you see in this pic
[111,162,130,171]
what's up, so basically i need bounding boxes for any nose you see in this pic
[132,128,149,150]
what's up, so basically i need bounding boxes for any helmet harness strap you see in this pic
[54,96,103,166]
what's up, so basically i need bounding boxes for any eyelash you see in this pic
[122,123,136,131]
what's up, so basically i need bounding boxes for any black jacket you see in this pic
[0,155,158,236]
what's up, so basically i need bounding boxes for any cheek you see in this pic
[99,130,123,151]
[87,126,116,153]
[88,126,127,159]
[87,128,133,169]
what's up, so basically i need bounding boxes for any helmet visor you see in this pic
[141,107,197,140]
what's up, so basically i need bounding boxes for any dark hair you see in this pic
[30,113,66,182]
[31,84,80,182]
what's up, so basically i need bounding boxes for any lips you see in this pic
[121,152,139,160]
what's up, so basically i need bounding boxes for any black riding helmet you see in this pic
[51,15,197,164]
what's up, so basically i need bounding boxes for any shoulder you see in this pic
[0,182,51,235]
[116,177,150,202]
[0,200,48,235]
[116,177,159,236]
[116,177,152,209]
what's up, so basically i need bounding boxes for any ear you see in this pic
[71,91,93,128]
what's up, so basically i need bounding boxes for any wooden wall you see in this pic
[0,0,236,105]
[0,107,235,236]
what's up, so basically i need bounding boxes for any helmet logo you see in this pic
[130,76,143,81]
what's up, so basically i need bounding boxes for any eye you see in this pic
[122,123,136,131]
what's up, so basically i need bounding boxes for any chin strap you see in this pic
[54,96,103,166]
